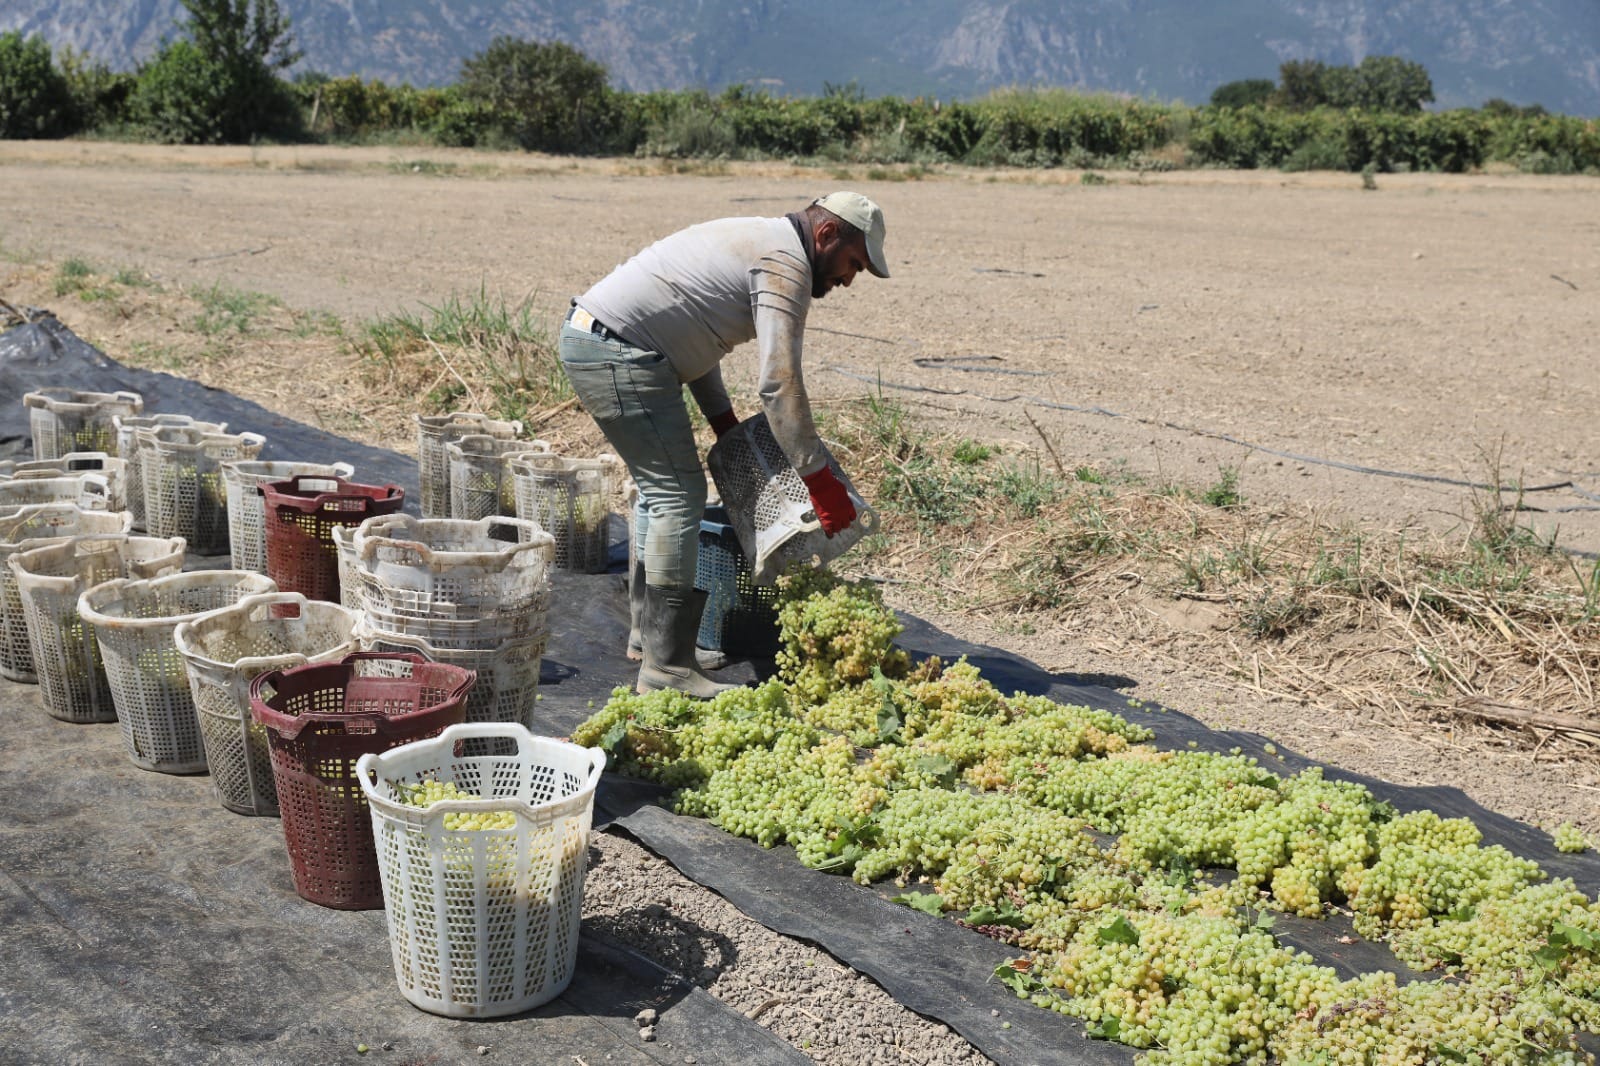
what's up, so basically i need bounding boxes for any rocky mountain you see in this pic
[4,0,1598,114]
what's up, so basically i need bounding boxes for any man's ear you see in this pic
[813,216,839,248]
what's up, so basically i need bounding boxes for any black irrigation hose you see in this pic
[820,363,1587,497]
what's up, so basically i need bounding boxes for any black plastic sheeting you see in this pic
[7,316,1599,1065]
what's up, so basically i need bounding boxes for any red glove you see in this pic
[800,466,857,537]
[708,409,739,439]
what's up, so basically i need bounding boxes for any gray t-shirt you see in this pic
[576,216,825,475]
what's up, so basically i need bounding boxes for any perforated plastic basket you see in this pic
[249,652,473,909]
[114,414,227,531]
[356,623,549,731]
[261,476,405,603]
[25,388,143,460]
[138,426,266,553]
[331,524,363,612]
[175,592,362,815]
[695,505,779,656]
[79,570,278,773]
[446,435,549,521]
[9,534,186,723]
[509,453,621,574]
[0,453,129,514]
[417,414,523,520]
[706,412,878,585]
[0,473,111,516]
[222,460,355,574]
[357,723,605,1017]
[351,514,553,625]
[0,506,131,683]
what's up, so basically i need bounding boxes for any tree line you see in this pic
[1,0,1595,174]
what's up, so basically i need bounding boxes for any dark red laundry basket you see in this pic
[261,476,404,603]
[249,652,473,909]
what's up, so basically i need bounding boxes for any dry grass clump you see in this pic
[820,393,1600,757]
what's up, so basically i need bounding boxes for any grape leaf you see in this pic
[1434,1047,1468,1063]
[1098,915,1140,945]
[871,668,902,741]
[913,754,957,784]
[1552,921,1598,953]
[1252,908,1276,931]
[1532,942,1567,972]
[1086,1016,1121,1040]
[967,899,1027,928]
[992,959,1044,996]
[599,718,628,752]
[892,891,945,916]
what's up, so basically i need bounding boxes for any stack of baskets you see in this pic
[510,451,622,574]
[25,388,144,460]
[78,570,278,773]
[222,460,355,574]
[114,413,227,531]
[249,651,473,908]
[0,505,132,683]
[260,475,405,602]
[415,413,522,520]
[8,533,187,722]
[348,514,554,732]
[137,425,267,554]
[175,592,362,816]
[0,452,129,513]
[445,434,549,521]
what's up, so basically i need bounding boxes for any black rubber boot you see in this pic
[637,585,740,698]
[626,560,646,661]
[627,561,728,670]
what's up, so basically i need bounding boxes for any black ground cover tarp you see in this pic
[5,316,1599,1065]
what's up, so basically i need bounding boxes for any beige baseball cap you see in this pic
[814,191,890,278]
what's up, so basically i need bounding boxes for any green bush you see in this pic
[0,31,75,138]
[457,37,616,152]
[131,0,303,143]
[57,46,135,131]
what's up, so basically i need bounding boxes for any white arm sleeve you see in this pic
[751,250,826,475]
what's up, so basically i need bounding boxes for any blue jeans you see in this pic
[559,321,704,589]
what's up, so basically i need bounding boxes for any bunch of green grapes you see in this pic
[574,681,806,788]
[1555,822,1593,854]
[675,730,827,847]
[1346,809,1544,938]
[848,787,994,885]
[797,682,891,745]
[396,777,517,831]
[1031,908,1336,1065]
[773,568,909,702]
[934,799,1103,924]
[1269,968,1594,1065]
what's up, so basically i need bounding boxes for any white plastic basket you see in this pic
[9,534,186,723]
[0,505,131,683]
[25,388,143,460]
[356,724,605,1018]
[416,413,524,520]
[706,412,878,585]
[357,623,548,730]
[114,414,228,531]
[351,514,553,619]
[0,473,111,517]
[331,524,364,612]
[0,453,129,514]
[79,570,278,773]
[446,435,549,521]
[174,592,362,814]
[222,460,355,574]
[509,452,622,574]
[139,426,266,553]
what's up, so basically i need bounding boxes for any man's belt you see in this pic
[567,304,627,343]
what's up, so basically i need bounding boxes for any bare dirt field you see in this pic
[3,140,1598,1061]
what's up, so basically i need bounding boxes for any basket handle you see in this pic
[355,725,607,794]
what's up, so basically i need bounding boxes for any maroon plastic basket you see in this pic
[248,651,473,909]
[261,476,404,603]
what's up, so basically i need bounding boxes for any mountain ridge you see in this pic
[5,0,1598,115]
